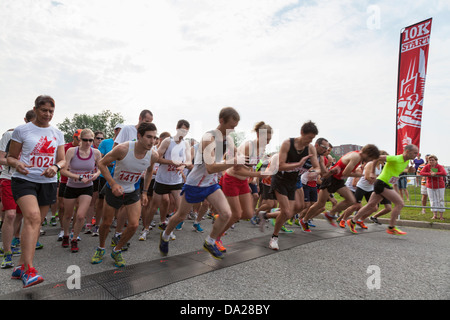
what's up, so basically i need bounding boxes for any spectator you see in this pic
[420,154,447,220]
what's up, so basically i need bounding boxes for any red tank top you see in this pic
[331,151,360,180]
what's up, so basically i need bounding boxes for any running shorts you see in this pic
[181,184,221,204]
[220,173,250,197]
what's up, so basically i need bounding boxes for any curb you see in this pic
[314,215,450,230]
[376,218,450,230]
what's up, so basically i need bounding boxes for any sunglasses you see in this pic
[82,138,94,142]
[96,137,104,140]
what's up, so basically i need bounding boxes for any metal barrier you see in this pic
[397,174,449,211]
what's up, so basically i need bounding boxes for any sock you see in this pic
[206,235,216,245]
[162,231,170,241]
[272,234,278,239]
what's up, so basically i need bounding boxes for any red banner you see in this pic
[396,18,432,155]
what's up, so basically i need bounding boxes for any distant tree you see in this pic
[57,110,125,142]
[229,131,246,148]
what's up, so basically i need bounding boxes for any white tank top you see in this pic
[112,142,152,193]
[155,138,187,185]
[357,165,382,192]
[186,131,227,187]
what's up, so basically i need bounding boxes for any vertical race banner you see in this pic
[395,18,432,155]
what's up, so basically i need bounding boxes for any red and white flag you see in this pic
[396,18,432,155]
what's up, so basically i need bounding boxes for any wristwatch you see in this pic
[79,175,83,181]
[53,163,61,172]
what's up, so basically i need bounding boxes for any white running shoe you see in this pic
[139,229,149,241]
[269,237,279,250]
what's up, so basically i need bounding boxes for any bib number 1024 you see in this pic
[29,156,54,168]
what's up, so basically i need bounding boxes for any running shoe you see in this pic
[111,234,120,247]
[70,240,79,253]
[269,237,279,250]
[193,222,204,233]
[50,216,57,226]
[11,247,21,256]
[203,241,224,260]
[299,219,311,233]
[11,237,20,248]
[139,229,150,241]
[324,211,337,227]
[84,224,92,234]
[339,219,346,228]
[159,232,169,256]
[111,250,126,268]
[92,225,99,236]
[356,220,368,229]
[91,248,105,264]
[62,235,70,248]
[175,221,184,230]
[370,216,382,225]
[386,226,407,235]
[250,215,260,225]
[346,219,358,234]
[215,240,226,253]
[57,230,64,241]
[281,225,293,233]
[286,219,293,226]
[11,264,24,279]
[158,222,167,230]
[307,220,316,227]
[36,241,44,250]
[1,252,14,269]
[22,266,44,288]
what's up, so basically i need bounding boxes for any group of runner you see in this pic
[0,95,419,288]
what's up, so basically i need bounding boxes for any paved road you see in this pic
[1,216,449,301]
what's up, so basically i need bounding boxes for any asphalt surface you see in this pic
[0,214,449,301]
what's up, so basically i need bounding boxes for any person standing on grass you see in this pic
[420,155,447,220]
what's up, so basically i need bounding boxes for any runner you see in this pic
[145,120,192,236]
[140,131,171,240]
[91,122,158,267]
[84,130,104,234]
[159,107,244,259]
[0,110,36,269]
[113,109,153,147]
[7,95,66,287]
[94,123,123,236]
[218,121,273,251]
[56,129,81,241]
[300,144,380,232]
[296,138,331,226]
[60,129,101,252]
[347,144,418,235]
[337,151,390,229]
[268,121,321,250]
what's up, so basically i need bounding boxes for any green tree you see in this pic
[57,110,125,142]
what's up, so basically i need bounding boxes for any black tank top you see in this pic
[276,138,309,182]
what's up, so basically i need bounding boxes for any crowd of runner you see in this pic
[1,94,438,289]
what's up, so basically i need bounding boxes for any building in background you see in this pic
[332,144,362,161]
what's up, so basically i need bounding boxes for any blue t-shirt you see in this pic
[98,138,115,177]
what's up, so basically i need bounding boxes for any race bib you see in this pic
[118,171,142,183]
[389,176,399,185]
[29,155,54,168]
[72,171,94,183]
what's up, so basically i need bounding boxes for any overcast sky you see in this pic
[1,0,449,165]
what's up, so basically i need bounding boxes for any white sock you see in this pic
[206,235,215,245]
[162,231,170,241]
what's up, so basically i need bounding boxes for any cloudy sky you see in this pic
[1,0,449,165]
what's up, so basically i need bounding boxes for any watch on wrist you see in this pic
[79,175,83,181]
[53,163,61,172]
